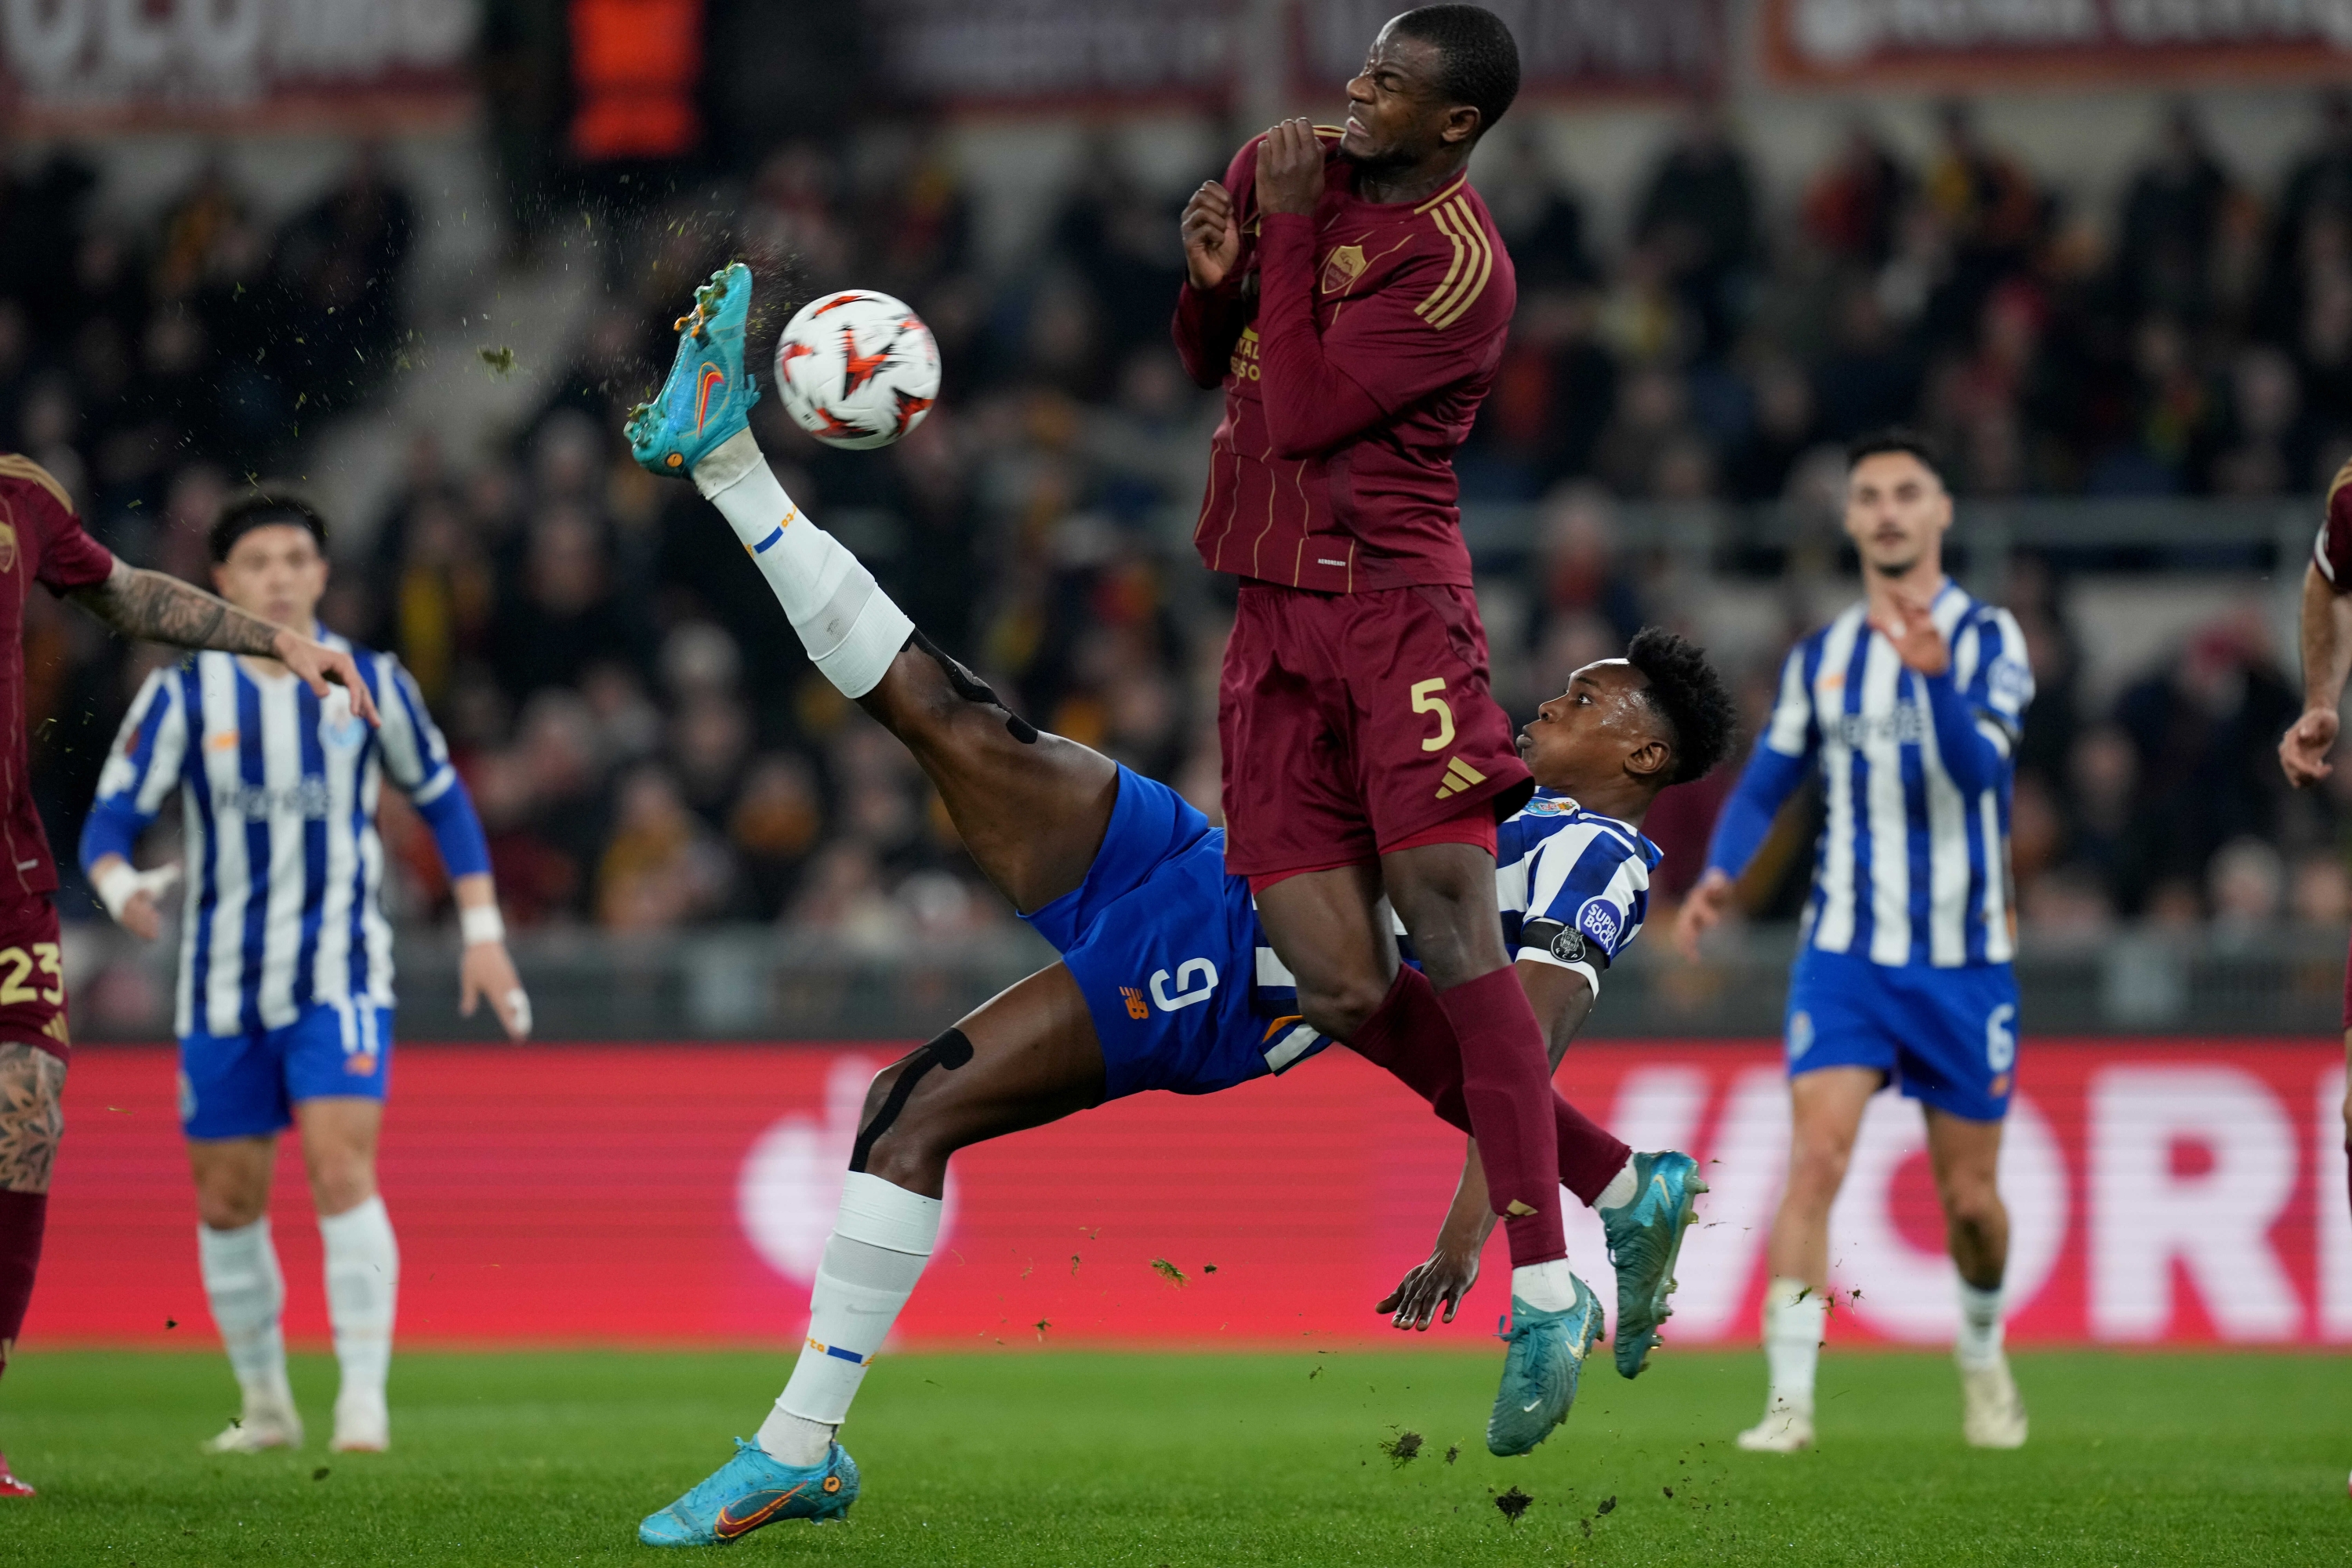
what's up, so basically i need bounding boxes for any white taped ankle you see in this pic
[319,1196,399,1403]
[198,1218,289,1399]
[767,1178,941,1443]
[1595,1157,1639,1212]
[1511,1258,1579,1313]
[1762,1276,1825,1411]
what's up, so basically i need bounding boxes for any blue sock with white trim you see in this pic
[760,1173,942,1465]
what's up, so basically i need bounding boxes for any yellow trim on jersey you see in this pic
[1415,198,1493,330]
[0,454,74,515]
[1412,174,1468,214]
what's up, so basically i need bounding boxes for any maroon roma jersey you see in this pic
[2315,456,2352,587]
[1174,129,1515,594]
[0,456,114,903]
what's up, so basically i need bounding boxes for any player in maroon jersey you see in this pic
[2278,455,2352,1222]
[0,457,374,1496]
[1172,5,1632,1447]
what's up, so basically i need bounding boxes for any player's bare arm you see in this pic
[453,873,531,1040]
[2282,562,2352,787]
[70,560,379,724]
[0,1044,64,1196]
[1378,961,1595,1330]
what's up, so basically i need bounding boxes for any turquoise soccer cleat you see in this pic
[637,1437,859,1548]
[1602,1149,1708,1379]
[625,262,760,478]
[1486,1272,1605,1457]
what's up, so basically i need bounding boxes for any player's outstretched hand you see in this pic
[1181,180,1241,290]
[1867,592,1950,678]
[2280,706,2339,788]
[1674,868,1735,961]
[1255,118,1326,218]
[270,629,381,726]
[92,856,180,942]
[1377,1242,1479,1331]
[461,940,534,1041]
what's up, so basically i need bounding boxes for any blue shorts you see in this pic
[1784,947,2017,1123]
[1023,767,1327,1100]
[178,1002,394,1139]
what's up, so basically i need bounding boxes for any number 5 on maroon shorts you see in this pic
[1217,580,1533,877]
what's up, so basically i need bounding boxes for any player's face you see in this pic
[1516,661,1667,791]
[1341,27,1463,165]
[213,524,328,634]
[1843,452,1952,579]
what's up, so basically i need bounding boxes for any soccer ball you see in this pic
[772,289,941,450]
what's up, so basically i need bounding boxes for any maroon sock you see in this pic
[1435,967,1565,1269]
[1348,967,1473,1134]
[1556,1096,1633,1209]
[0,1190,46,1367]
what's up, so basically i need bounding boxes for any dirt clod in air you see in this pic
[1663,1486,1674,1498]
[1379,1429,1423,1465]
[478,345,517,377]
[1597,1495,1617,1515]
[1203,1263,1218,1273]
[1150,1258,1186,1287]
[1494,1486,1532,1523]
[1033,1320,1051,1341]
[1443,1443,1460,1465]
[1307,1366,1322,1380]
[311,1467,330,1481]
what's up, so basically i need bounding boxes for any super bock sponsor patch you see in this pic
[1576,898,1621,951]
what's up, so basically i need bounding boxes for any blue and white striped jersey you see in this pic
[1496,789,1662,997]
[82,636,488,1039]
[1706,583,2033,969]
[1247,789,1661,1022]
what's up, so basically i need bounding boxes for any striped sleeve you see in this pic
[1762,640,1817,760]
[376,655,456,800]
[80,666,188,869]
[1514,824,1651,996]
[1957,607,2034,755]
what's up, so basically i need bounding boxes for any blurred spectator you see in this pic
[598,765,735,929]
[1802,119,1909,270]
[2116,103,2234,327]
[1632,101,1758,358]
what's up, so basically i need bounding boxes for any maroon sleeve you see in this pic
[1171,140,1261,390]
[1253,213,1395,458]
[10,463,113,593]
[2317,458,2352,590]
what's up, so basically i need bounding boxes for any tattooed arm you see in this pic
[69,560,379,724]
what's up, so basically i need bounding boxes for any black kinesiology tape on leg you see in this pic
[848,1026,976,1173]
[907,630,1040,744]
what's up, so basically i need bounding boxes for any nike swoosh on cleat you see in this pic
[716,1482,804,1538]
[694,365,726,431]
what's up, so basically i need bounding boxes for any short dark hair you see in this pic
[1846,427,1947,485]
[1626,626,1738,786]
[210,489,329,563]
[1390,5,1519,137]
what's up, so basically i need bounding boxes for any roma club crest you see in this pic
[1319,244,1368,296]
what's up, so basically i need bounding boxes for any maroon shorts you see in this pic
[1218,580,1533,877]
[0,895,67,1062]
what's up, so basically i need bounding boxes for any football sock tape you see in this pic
[848,1027,975,1174]
[909,629,1039,743]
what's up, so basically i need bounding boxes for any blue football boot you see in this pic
[637,1437,859,1547]
[1486,1272,1605,1457]
[1602,1150,1708,1379]
[625,262,759,478]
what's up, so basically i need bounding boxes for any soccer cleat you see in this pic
[1601,1149,1708,1379]
[625,262,761,478]
[201,1392,303,1454]
[638,1437,859,1547]
[330,1390,389,1453]
[1735,1396,1815,1454]
[0,1448,31,1497]
[1959,1353,2028,1449]
[1485,1273,1605,1457]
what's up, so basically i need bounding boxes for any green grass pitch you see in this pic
[4,1347,2345,1564]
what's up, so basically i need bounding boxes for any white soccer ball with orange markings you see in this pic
[772,289,941,450]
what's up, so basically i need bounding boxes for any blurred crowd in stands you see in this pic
[16,91,2352,955]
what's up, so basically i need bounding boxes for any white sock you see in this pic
[318,1196,399,1410]
[1955,1278,2005,1370]
[1594,1157,1639,1212]
[197,1218,292,1407]
[759,1172,942,1465]
[1510,1258,1579,1312]
[1762,1276,1825,1414]
[693,430,913,699]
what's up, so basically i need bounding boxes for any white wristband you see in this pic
[459,903,506,947]
[93,861,180,923]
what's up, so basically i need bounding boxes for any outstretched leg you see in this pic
[641,965,1106,1548]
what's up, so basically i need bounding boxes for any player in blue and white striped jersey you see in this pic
[1678,431,2033,1457]
[78,492,530,1459]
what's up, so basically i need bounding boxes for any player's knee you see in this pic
[1296,975,1390,1042]
[1940,1175,2005,1236]
[308,1159,376,1217]
[1784,1141,1852,1207]
[0,1044,64,1196]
